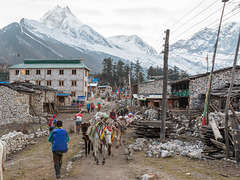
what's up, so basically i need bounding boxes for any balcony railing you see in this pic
[172,89,189,97]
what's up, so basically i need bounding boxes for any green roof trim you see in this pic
[9,59,90,70]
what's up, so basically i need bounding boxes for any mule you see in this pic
[113,121,125,148]
[81,122,92,156]
[0,140,7,180]
[88,122,112,165]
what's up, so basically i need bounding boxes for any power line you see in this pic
[170,4,238,44]
[169,53,187,71]
[169,0,206,29]
[171,0,218,34]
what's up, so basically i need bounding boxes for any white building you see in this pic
[9,59,90,104]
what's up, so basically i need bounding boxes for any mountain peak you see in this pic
[40,5,83,30]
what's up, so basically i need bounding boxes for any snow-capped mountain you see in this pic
[170,22,240,74]
[0,5,239,75]
[109,35,157,54]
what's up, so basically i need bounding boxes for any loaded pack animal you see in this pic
[0,140,7,180]
[113,120,126,148]
[87,121,113,165]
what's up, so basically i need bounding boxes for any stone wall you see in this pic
[0,86,30,125]
[45,91,56,103]
[30,91,44,116]
[139,80,171,95]
[189,68,240,109]
[0,130,48,155]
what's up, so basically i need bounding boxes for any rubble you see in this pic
[126,138,204,160]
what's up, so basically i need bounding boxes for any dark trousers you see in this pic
[53,151,63,177]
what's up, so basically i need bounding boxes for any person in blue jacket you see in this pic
[48,120,69,179]
[87,103,90,114]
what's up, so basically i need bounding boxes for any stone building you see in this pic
[133,66,240,110]
[171,66,240,109]
[9,59,90,104]
[0,82,56,125]
[133,80,172,108]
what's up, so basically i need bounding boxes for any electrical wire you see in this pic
[170,0,235,43]
[171,0,218,34]
[169,0,206,29]
[170,5,239,44]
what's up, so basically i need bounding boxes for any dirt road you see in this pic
[3,103,240,180]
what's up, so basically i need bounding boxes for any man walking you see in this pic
[87,103,90,114]
[91,103,95,112]
[48,121,69,178]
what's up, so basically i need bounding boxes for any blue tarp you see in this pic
[0,82,9,84]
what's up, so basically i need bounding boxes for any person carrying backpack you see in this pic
[48,118,55,132]
[48,120,69,179]
[87,103,90,114]
[91,103,95,112]
[75,116,82,134]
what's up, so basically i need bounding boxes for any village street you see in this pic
[2,101,240,180]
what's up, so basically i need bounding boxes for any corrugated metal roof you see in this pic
[9,59,90,70]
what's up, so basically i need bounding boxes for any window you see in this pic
[71,91,76,97]
[47,80,52,86]
[85,69,88,77]
[72,70,76,75]
[47,70,51,75]
[59,80,64,86]
[85,81,87,87]
[36,69,41,75]
[25,80,29,83]
[59,69,64,75]
[36,80,41,86]
[26,70,30,75]
[15,70,19,75]
[71,80,77,86]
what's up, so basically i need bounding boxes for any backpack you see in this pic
[48,118,54,127]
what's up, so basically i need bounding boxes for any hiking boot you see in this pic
[56,174,60,178]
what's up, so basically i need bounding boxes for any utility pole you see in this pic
[160,29,170,141]
[205,0,228,124]
[224,32,240,159]
[129,70,133,112]
[137,72,140,95]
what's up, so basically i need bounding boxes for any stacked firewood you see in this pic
[201,112,237,159]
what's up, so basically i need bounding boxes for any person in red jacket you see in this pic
[91,103,95,112]
[97,102,101,112]
[109,109,116,120]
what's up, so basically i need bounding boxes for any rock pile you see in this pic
[0,129,48,155]
[144,109,158,121]
[125,138,204,160]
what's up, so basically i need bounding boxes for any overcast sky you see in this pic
[0,0,239,51]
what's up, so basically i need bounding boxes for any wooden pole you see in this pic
[160,29,169,141]
[129,70,133,112]
[206,2,227,124]
[224,32,240,160]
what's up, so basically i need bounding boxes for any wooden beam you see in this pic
[209,120,223,141]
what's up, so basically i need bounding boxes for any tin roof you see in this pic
[9,59,90,70]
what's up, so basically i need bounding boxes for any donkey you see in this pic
[81,122,92,156]
[88,122,112,165]
[113,120,126,148]
[0,140,7,180]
